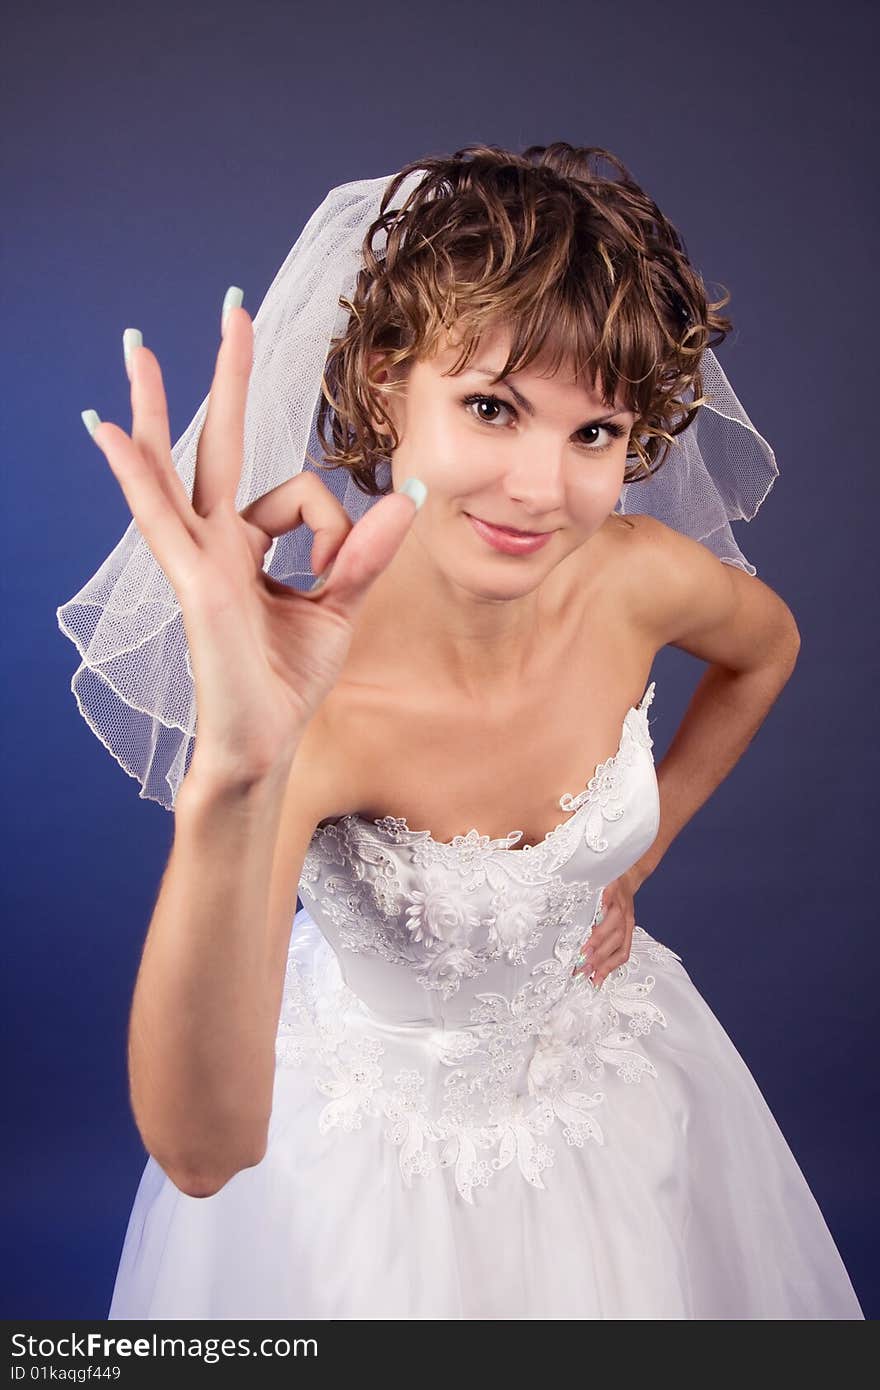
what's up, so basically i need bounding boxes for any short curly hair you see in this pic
[315,141,732,498]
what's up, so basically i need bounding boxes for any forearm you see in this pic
[629,655,799,889]
[128,754,295,1192]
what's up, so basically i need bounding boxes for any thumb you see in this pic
[302,481,427,613]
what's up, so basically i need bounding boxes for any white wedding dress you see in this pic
[108,682,864,1320]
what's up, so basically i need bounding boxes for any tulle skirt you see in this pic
[108,909,863,1320]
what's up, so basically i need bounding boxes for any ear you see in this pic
[365,349,403,438]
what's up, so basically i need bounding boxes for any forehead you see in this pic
[417,322,610,404]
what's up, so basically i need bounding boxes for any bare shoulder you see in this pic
[612,511,731,631]
[610,512,800,667]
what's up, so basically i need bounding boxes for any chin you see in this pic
[461,563,550,600]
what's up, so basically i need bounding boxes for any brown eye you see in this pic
[461,393,515,426]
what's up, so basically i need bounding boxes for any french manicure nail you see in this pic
[221,286,244,335]
[81,409,101,438]
[123,328,142,377]
[399,477,427,510]
[307,560,335,595]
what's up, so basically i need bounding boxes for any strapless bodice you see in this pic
[296,680,661,1025]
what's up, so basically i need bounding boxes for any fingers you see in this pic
[192,298,253,517]
[240,474,423,614]
[591,922,634,984]
[304,488,423,617]
[239,470,352,574]
[88,418,202,592]
[127,340,193,523]
[572,895,635,987]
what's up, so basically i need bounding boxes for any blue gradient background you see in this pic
[4,0,876,1320]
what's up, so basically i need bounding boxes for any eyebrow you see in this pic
[468,365,630,422]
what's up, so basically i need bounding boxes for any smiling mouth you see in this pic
[465,513,553,537]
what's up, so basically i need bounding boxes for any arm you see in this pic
[127,718,337,1198]
[623,516,802,890]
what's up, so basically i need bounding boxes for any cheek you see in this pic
[416,444,494,497]
[393,412,481,490]
[567,463,626,518]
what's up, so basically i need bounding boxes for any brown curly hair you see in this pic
[314,141,732,499]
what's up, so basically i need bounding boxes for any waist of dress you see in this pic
[351,1000,504,1068]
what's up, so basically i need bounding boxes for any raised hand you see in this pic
[81,290,425,785]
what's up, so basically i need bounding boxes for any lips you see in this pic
[465,512,556,555]
[467,513,549,537]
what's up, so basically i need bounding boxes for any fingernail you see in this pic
[123,328,142,377]
[399,477,427,510]
[81,409,101,438]
[221,286,244,335]
[307,560,335,596]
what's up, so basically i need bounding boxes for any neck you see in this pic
[348,521,589,705]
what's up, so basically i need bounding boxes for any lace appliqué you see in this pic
[297,683,657,1001]
[558,682,656,854]
[275,919,683,1204]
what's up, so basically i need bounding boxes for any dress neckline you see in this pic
[333,679,657,856]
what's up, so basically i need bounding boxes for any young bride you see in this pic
[64,143,863,1318]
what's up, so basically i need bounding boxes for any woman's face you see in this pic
[375,324,635,597]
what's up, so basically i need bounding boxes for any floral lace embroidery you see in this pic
[275,920,684,1204]
[297,683,657,1001]
[283,680,669,1202]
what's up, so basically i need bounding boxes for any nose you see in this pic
[500,436,567,514]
